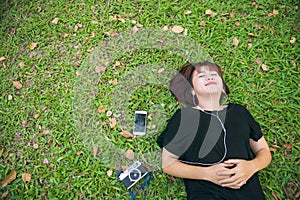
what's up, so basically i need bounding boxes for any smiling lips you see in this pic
[205,81,217,86]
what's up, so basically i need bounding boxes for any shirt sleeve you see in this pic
[242,106,263,141]
[156,109,181,148]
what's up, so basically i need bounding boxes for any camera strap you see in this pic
[117,170,153,200]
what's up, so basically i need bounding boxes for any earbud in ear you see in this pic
[191,90,195,95]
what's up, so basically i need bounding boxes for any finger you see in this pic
[224,159,241,164]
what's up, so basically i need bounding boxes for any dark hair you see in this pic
[169,61,230,106]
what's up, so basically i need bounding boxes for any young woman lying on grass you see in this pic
[157,61,272,200]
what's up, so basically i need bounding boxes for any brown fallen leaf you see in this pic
[248,33,259,37]
[0,149,3,157]
[184,10,192,15]
[132,25,139,32]
[93,147,98,157]
[261,64,268,71]
[76,151,83,155]
[97,106,107,113]
[271,191,281,200]
[95,66,106,73]
[290,37,296,44]
[29,42,38,50]
[233,37,239,46]
[109,118,117,128]
[200,21,206,26]
[51,18,59,24]
[125,149,134,160]
[205,9,217,17]
[120,130,135,139]
[158,68,164,74]
[183,28,188,36]
[273,10,279,15]
[107,169,113,177]
[162,25,168,31]
[171,26,184,33]
[13,81,22,89]
[22,173,31,182]
[0,56,5,61]
[255,57,262,65]
[1,170,17,187]
[234,21,240,26]
[1,190,9,198]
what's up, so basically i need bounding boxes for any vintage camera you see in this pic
[118,161,149,189]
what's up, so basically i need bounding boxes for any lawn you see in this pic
[0,0,299,199]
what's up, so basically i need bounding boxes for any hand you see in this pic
[217,159,256,189]
[202,163,236,187]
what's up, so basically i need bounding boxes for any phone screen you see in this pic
[133,112,147,135]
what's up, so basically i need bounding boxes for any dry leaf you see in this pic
[183,28,188,36]
[171,26,184,33]
[0,56,5,61]
[51,18,59,24]
[29,42,38,50]
[162,25,168,31]
[43,130,51,135]
[22,173,31,182]
[271,191,281,200]
[1,170,17,187]
[13,81,22,89]
[8,95,13,100]
[234,21,240,26]
[120,130,135,139]
[95,66,106,73]
[0,149,3,157]
[132,25,139,32]
[109,118,117,128]
[97,106,107,113]
[19,62,25,68]
[76,151,83,155]
[109,78,118,85]
[184,10,192,15]
[233,37,239,46]
[107,169,113,177]
[43,158,49,164]
[93,147,98,157]
[131,20,137,24]
[1,190,9,198]
[255,57,262,65]
[33,143,39,149]
[200,21,206,26]
[261,64,268,71]
[247,43,252,48]
[248,33,259,37]
[251,2,257,6]
[205,9,217,17]
[290,37,296,44]
[136,23,143,28]
[62,33,68,38]
[158,68,164,74]
[273,10,279,15]
[34,114,40,119]
[125,149,134,160]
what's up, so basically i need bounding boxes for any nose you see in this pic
[207,75,214,80]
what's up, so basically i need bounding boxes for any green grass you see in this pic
[1,0,299,199]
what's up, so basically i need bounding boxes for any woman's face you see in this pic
[191,66,223,97]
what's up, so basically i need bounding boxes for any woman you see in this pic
[157,61,272,200]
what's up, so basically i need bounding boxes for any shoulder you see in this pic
[228,103,249,112]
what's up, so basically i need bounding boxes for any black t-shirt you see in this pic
[157,103,266,200]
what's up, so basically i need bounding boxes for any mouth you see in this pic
[205,82,217,86]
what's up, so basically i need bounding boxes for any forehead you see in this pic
[195,65,218,73]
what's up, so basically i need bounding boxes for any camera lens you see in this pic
[129,169,141,181]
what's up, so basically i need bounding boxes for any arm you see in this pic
[218,136,272,188]
[162,148,237,187]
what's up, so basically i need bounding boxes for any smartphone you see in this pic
[133,111,147,136]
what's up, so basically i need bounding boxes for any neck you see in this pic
[195,94,222,111]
